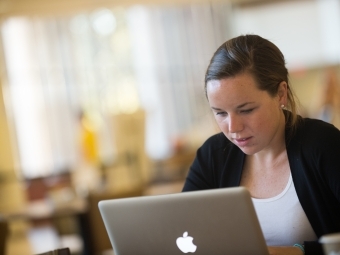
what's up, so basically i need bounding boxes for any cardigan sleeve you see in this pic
[182,132,244,191]
[293,119,340,255]
[307,121,340,255]
[182,135,219,191]
[298,119,340,229]
[315,123,340,202]
[182,133,238,191]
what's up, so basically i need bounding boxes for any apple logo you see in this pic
[176,231,197,253]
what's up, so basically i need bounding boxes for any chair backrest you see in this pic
[35,247,71,255]
[87,187,144,255]
[0,218,9,255]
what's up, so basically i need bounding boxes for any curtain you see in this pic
[0,2,232,178]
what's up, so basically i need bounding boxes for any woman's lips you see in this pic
[234,137,252,147]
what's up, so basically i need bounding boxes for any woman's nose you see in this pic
[228,115,243,133]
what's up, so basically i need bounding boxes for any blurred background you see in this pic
[0,0,339,254]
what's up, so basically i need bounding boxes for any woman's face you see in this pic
[206,72,287,155]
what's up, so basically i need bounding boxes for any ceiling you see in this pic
[0,0,284,17]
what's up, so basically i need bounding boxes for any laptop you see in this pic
[98,186,269,255]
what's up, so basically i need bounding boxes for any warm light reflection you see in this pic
[112,77,140,114]
[91,8,116,36]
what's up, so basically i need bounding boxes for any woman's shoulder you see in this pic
[294,117,340,146]
[198,132,240,160]
[201,132,233,150]
[298,117,339,134]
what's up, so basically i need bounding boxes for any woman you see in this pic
[182,34,340,255]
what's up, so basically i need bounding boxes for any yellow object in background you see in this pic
[78,112,99,165]
[80,117,99,165]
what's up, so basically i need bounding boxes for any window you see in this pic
[1,3,231,178]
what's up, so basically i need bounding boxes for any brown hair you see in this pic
[205,34,299,129]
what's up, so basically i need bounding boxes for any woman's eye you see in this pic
[216,112,227,116]
[241,108,254,114]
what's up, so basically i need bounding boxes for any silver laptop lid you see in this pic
[99,186,269,255]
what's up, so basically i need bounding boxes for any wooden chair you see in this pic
[35,247,71,255]
[86,187,144,255]
[0,218,9,255]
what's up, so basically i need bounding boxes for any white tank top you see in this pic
[251,174,317,246]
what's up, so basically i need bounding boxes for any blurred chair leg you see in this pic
[0,218,9,255]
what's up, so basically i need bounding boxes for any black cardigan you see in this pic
[183,117,340,255]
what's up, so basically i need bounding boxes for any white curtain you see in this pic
[0,2,232,178]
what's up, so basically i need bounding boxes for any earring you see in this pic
[281,104,285,109]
